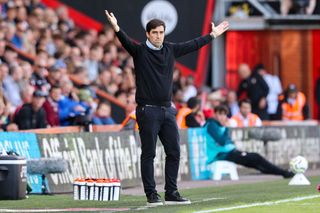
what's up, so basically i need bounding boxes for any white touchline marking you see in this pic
[193,197,225,203]
[194,195,320,213]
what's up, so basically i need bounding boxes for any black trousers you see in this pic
[136,105,180,196]
[225,149,288,176]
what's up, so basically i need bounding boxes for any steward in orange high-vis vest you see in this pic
[277,84,309,121]
[229,99,262,127]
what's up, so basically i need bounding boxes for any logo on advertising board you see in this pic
[141,0,178,35]
[37,130,191,193]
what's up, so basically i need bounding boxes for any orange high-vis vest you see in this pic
[231,113,260,127]
[282,92,306,121]
[176,107,192,129]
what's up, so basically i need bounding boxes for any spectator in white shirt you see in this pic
[254,64,282,120]
[182,75,197,103]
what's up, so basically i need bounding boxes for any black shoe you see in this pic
[146,192,163,206]
[283,171,295,179]
[164,191,191,205]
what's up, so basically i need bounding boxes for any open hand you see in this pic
[211,21,229,38]
[105,10,119,32]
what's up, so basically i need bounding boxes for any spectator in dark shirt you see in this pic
[185,97,205,128]
[237,63,269,120]
[14,90,47,130]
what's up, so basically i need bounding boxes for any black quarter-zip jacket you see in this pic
[115,29,213,107]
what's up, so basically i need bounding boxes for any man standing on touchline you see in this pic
[105,10,229,206]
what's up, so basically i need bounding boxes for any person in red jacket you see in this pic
[43,85,61,127]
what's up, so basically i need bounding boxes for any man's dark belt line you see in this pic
[105,10,229,206]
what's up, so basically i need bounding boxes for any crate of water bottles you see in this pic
[73,178,121,201]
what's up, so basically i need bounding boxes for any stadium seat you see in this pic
[210,160,239,181]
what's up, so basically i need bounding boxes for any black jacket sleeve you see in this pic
[257,75,269,98]
[171,34,213,58]
[115,29,139,56]
[38,109,47,128]
[14,107,30,130]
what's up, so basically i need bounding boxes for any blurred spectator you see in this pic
[11,21,27,49]
[173,90,184,110]
[226,90,239,118]
[277,84,309,120]
[65,46,83,73]
[281,0,316,15]
[60,77,78,101]
[203,89,225,119]
[96,68,112,94]
[3,47,18,65]
[58,94,87,126]
[237,63,269,120]
[3,64,23,111]
[72,66,90,86]
[84,44,103,82]
[0,63,9,104]
[55,6,74,31]
[0,100,10,131]
[47,65,62,86]
[14,84,35,119]
[229,99,262,127]
[119,67,135,93]
[172,68,182,95]
[205,105,294,178]
[77,88,95,116]
[43,85,61,127]
[254,64,282,120]
[14,90,47,130]
[185,97,205,128]
[30,57,50,93]
[20,61,33,89]
[92,101,115,125]
[182,75,197,103]
[0,40,6,63]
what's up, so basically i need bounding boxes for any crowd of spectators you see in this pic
[0,0,136,131]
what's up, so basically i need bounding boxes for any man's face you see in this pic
[146,25,165,48]
[288,92,297,99]
[50,88,62,102]
[32,96,45,111]
[238,64,251,79]
[215,111,228,126]
[240,102,251,118]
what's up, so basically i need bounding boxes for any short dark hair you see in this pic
[239,99,251,107]
[187,97,200,109]
[146,19,166,33]
[214,105,229,115]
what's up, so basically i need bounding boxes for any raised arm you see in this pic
[105,10,138,56]
[172,21,229,58]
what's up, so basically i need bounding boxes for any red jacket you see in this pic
[43,98,60,126]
